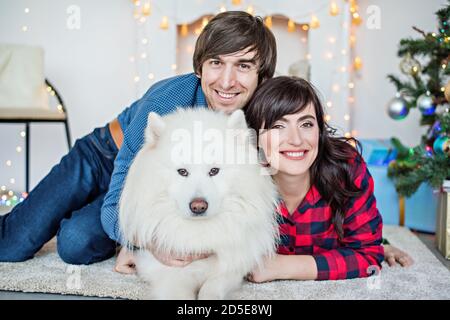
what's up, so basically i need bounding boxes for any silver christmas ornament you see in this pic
[435,103,450,115]
[387,96,409,120]
[417,93,435,115]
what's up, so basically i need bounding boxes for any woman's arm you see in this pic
[248,254,318,283]
[250,159,384,282]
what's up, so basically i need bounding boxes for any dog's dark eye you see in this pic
[177,169,189,177]
[208,168,220,177]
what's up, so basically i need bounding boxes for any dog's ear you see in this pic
[145,112,166,148]
[227,109,248,130]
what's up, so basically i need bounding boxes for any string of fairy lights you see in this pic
[129,0,363,135]
[1,0,363,208]
[1,4,63,206]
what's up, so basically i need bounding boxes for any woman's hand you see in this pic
[114,246,137,274]
[384,244,414,267]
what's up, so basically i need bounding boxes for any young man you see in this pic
[0,11,277,265]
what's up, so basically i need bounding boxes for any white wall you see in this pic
[354,0,447,146]
[0,0,446,193]
[0,0,136,191]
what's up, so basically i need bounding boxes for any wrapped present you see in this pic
[360,139,399,225]
[436,186,450,259]
[405,184,438,233]
[359,139,397,166]
[359,139,437,232]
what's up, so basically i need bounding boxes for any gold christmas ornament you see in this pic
[445,80,450,102]
[399,53,421,76]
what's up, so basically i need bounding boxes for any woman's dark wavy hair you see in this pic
[244,76,364,240]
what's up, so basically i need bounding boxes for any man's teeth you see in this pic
[285,152,304,157]
[217,91,237,98]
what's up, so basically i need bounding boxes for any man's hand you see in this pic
[114,246,137,274]
[384,244,414,267]
[151,249,210,267]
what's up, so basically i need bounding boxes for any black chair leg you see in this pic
[25,122,30,194]
[64,120,72,150]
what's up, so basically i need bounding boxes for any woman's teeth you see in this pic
[284,151,304,157]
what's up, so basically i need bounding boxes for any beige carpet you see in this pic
[0,225,449,300]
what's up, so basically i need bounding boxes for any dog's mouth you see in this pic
[186,212,208,219]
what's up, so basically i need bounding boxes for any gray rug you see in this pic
[0,225,449,300]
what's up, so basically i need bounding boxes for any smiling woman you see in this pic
[244,76,385,281]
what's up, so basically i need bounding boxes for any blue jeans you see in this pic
[0,124,118,264]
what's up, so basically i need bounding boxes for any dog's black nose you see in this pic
[189,198,208,215]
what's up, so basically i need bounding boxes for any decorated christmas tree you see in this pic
[386,1,450,197]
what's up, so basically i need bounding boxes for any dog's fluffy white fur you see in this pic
[119,108,279,300]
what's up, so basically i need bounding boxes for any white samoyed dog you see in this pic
[119,108,279,300]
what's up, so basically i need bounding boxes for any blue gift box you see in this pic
[359,139,437,233]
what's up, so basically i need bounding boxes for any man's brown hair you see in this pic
[193,11,277,84]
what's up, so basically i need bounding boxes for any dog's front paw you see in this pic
[197,282,226,300]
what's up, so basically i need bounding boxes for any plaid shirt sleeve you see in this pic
[312,157,384,280]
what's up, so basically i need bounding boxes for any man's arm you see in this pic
[101,99,156,243]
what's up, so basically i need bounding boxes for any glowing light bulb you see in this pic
[330,2,339,16]
[142,3,151,16]
[287,20,296,32]
[201,17,209,29]
[180,24,188,37]
[310,15,320,29]
[160,16,169,30]
[264,16,272,29]
[353,56,362,70]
